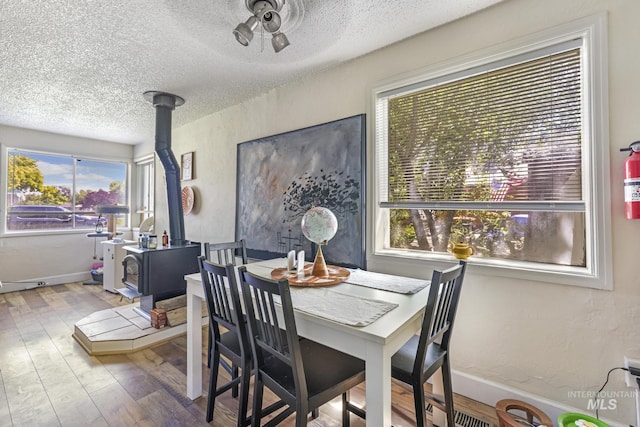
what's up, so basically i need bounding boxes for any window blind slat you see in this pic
[384,47,582,205]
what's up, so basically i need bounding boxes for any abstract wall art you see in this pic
[236,114,366,269]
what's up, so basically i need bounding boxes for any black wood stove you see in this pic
[120,90,200,319]
[122,243,200,318]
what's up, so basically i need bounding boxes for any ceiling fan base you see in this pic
[245,0,285,14]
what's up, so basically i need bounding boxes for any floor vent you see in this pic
[455,411,494,427]
[426,403,496,427]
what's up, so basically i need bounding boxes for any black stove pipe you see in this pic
[144,91,186,246]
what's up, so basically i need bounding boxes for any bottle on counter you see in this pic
[162,230,169,247]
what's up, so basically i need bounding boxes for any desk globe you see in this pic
[301,207,338,277]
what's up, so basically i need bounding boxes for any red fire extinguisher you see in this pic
[622,141,640,219]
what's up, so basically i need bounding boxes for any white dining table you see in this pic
[185,258,431,427]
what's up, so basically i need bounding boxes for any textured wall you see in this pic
[160,0,640,424]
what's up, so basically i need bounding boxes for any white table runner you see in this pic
[346,269,430,294]
[287,287,398,327]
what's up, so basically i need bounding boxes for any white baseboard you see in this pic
[0,272,91,293]
[451,370,627,427]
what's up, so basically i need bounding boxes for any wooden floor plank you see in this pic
[0,335,38,380]
[43,377,106,426]
[48,331,119,396]
[20,288,49,311]
[37,309,75,339]
[98,354,164,401]
[3,292,28,311]
[136,388,206,427]
[125,348,195,409]
[146,341,188,375]
[21,328,106,426]
[0,295,17,333]
[2,370,59,426]
[8,307,44,338]
[0,283,499,427]
[89,381,154,426]
[35,286,70,311]
[0,370,12,427]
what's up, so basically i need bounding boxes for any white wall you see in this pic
[160,0,640,424]
[0,125,134,288]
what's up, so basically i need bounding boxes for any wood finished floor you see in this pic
[0,282,499,427]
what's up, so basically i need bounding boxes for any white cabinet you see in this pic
[101,240,135,293]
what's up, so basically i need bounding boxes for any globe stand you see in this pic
[311,244,329,278]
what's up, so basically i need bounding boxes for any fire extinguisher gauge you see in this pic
[620,141,640,155]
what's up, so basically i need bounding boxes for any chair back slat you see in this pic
[430,278,455,338]
[253,285,287,356]
[204,239,248,266]
[415,261,467,375]
[198,256,248,344]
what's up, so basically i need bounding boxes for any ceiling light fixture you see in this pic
[233,0,290,53]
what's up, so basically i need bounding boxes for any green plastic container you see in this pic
[558,412,609,427]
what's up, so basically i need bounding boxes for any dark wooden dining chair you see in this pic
[238,266,367,427]
[203,240,248,368]
[198,256,251,426]
[204,239,248,266]
[391,260,467,427]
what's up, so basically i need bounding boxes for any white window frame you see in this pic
[133,154,155,227]
[370,14,612,289]
[1,144,131,237]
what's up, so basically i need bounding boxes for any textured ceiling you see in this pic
[0,0,503,145]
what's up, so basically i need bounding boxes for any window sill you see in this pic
[1,228,130,239]
[370,248,612,291]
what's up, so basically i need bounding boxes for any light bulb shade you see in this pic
[271,32,290,52]
[233,16,258,46]
[261,10,282,33]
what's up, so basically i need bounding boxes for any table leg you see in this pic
[187,285,203,399]
[365,342,392,427]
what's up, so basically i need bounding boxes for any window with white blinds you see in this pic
[378,41,582,211]
[372,15,612,289]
